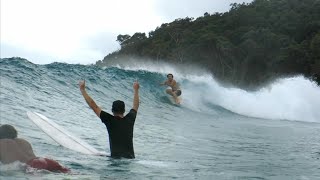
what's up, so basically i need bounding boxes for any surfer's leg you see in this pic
[165,89,173,95]
[173,95,180,104]
[166,89,180,104]
[173,91,181,104]
[171,90,180,104]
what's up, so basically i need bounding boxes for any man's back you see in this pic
[0,138,36,164]
[100,109,137,158]
[79,80,140,158]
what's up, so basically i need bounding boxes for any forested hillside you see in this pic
[97,0,320,89]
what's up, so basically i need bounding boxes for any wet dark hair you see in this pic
[112,100,125,114]
[0,124,18,139]
[167,73,173,78]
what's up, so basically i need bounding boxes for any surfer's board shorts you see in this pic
[27,157,69,173]
[174,90,182,96]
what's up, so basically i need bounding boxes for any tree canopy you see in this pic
[98,0,320,89]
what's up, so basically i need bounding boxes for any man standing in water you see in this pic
[0,124,69,173]
[79,80,139,159]
[160,73,182,104]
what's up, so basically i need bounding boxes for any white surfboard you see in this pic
[167,95,181,105]
[26,111,107,156]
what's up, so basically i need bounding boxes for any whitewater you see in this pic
[0,58,319,179]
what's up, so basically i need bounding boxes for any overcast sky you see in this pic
[0,0,252,64]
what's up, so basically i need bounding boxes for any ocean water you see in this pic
[0,58,320,180]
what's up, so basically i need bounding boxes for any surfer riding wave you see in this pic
[160,73,181,104]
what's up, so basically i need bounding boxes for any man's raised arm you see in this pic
[79,80,101,117]
[132,81,140,112]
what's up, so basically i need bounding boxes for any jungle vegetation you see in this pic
[97,0,320,89]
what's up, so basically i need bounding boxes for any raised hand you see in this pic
[79,80,86,91]
[133,81,140,90]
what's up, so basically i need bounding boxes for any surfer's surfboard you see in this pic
[167,95,181,105]
[26,111,107,156]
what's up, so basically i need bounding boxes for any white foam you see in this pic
[183,75,320,122]
[0,161,26,171]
